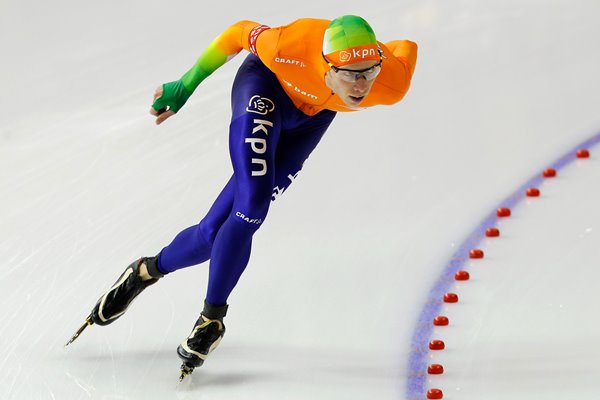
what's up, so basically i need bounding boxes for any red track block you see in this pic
[497,207,511,217]
[577,149,590,158]
[429,340,445,350]
[427,388,444,399]
[526,187,540,197]
[443,293,459,303]
[455,270,470,281]
[469,249,484,259]
[486,227,500,237]
[428,364,444,375]
[543,168,556,178]
[433,316,449,326]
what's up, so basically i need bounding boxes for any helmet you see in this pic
[322,15,380,67]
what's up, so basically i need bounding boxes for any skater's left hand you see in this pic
[150,80,191,125]
[150,85,176,125]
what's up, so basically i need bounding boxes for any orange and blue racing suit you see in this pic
[154,19,418,306]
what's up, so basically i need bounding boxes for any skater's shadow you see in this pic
[71,348,176,363]
[178,370,271,391]
[65,349,278,389]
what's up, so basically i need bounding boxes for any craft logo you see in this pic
[274,57,306,67]
[235,212,263,225]
[246,95,275,115]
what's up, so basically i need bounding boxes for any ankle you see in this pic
[138,263,154,281]
[202,300,228,320]
[137,256,164,281]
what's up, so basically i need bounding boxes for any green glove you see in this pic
[152,80,192,113]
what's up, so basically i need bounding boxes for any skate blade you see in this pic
[179,363,195,382]
[65,316,93,347]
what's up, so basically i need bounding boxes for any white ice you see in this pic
[1,1,600,399]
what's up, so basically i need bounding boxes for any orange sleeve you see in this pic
[210,20,260,54]
[252,27,282,68]
[384,40,418,79]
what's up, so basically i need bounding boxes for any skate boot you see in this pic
[177,301,228,381]
[90,256,163,325]
[65,256,163,346]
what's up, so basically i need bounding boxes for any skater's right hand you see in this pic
[150,80,192,125]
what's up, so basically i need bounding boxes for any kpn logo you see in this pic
[340,47,377,63]
[339,51,352,63]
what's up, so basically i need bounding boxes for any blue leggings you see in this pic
[157,55,336,306]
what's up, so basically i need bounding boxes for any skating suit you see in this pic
[157,19,418,305]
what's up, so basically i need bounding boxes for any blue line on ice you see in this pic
[406,131,600,399]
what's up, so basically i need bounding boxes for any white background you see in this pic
[1,1,599,399]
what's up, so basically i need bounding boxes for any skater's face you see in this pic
[324,59,381,107]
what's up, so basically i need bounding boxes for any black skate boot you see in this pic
[65,256,163,346]
[90,256,163,325]
[177,301,228,381]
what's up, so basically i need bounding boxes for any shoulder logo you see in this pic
[246,95,275,115]
[248,25,270,56]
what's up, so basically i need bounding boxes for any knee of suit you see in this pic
[231,192,272,229]
[198,219,219,245]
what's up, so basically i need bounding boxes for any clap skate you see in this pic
[177,301,228,381]
[65,256,163,346]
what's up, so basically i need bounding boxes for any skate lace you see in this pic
[193,318,223,333]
